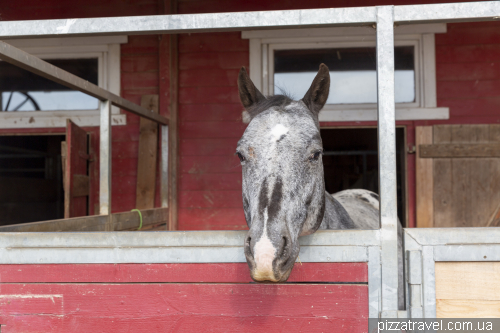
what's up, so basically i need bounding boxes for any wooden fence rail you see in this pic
[0,207,168,232]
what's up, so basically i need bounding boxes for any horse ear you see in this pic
[238,67,266,110]
[302,63,330,115]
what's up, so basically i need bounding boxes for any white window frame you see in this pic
[242,24,449,122]
[0,36,128,128]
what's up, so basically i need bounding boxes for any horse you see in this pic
[236,63,403,309]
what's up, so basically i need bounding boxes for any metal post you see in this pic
[99,100,112,224]
[376,5,399,316]
[161,125,169,209]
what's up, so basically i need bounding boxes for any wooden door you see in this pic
[416,124,500,227]
[62,120,90,218]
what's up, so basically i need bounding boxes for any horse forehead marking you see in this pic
[271,124,289,141]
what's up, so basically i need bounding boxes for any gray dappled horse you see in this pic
[236,64,403,309]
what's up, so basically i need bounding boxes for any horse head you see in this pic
[237,64,330,282]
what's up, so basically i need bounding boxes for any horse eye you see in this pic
[309,150,322,161]
[236,152,245,162]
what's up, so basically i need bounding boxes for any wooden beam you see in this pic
[136,95,159,209]
[0,207,168,232]
[159,0,179,230]
[416,126,434,228]
[168,32,179,231]
[419,143,500,158]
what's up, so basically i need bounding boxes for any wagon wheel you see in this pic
[2,91,41,111]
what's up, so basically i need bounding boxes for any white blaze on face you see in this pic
[252,212,278,281]
[271,124,289,142]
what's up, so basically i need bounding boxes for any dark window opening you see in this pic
[321,128,406,226]
[274,46,415,104]
[0,58,99,111]
[0,135,65,225]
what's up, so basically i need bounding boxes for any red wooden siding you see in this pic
[0,263,368,332]
[1,0,500,229]
[117,34,161,213]
[0,284,367,333]
[0,263,367,283]
[434,22,500,125]
[177,31,249,230]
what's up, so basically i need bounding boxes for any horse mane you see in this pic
[244,94,294,121]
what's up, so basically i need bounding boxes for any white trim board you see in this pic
[243,24,449,122]
[0,36,128,128]
[319,108,449,122]
[241,24,447,39]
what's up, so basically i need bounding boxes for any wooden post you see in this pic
[136,95,159,209]
[416,126,434,228]
[159,0,179,230]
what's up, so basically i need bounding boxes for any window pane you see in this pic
[274,46,415,104]
[0,58,99,111]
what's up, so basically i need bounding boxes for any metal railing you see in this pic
[0,1,498,317]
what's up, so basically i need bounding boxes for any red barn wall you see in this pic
[1,0,500,229]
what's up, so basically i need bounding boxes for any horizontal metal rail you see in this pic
[0,230,379,264]
[395,2,500,24]
[0,2,498,39]
[0,7,377,39]
[0,41,168,125]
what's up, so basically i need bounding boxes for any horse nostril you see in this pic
[279,236,288,258]
[245,236,253,257]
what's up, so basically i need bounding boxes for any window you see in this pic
[242,25,449,122]
[0,36,128,128]
[1,59,99,111]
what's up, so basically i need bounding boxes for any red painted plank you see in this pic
[437,62,500,81]
[121,54,159,73]
[179,121,246,138]
[179,52,248,70]
[179,86,241,104]
[0,4,159,21]
[0,294,64,316]
[181,155,242,174]
[122,90,160,104]
[436,44,500,64]
[437,80,500,99]
[179,32,248,53]
[436,23,500,46]
[110,125,141,143]
[181,138,239,156]
[180,190,243,208]
[439,98,500,117]
[179,68,240,87]
[111,194,137,214]
[179,103,244,122]
[112,141,139,159]
[121,71,159,90]
[178,208,247,230]
[112,158,138,177]
[0,284,367,333]
[179,173,242,191]
[111,175,136,194]
[121,35,160,55]
[178,0,439,14]
[1,0,157,8]
[0,263,368,283]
